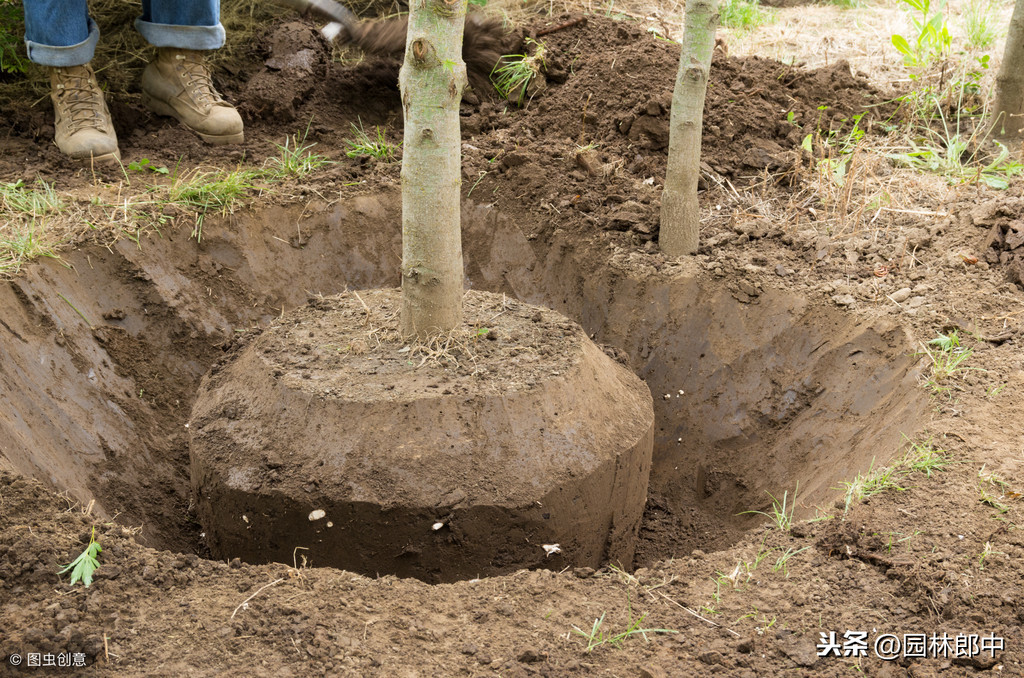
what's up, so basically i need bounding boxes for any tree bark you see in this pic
[660,0,718,257]
[994,0,1024,139]
[399,0,468,338]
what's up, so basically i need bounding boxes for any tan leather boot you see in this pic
[49,64,120,163]
[141,48,244,145]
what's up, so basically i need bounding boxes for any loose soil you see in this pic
[1,10,1024,677]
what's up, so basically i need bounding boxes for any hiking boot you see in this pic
[141,48,244,145]
[49,64,120,163]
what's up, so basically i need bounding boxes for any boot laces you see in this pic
[176,53,225,108]
[53,68,107,135]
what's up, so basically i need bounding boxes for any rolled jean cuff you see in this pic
[25,18,99,67]
[135,19,226,50]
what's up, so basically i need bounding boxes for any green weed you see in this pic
[0,179,64,217]
[266,124,333,177]
[961,0,998,49]
[891,0,952,68]
[740,483,798,531]
[839,457,906,514]
[167,168,263,242]
[719,0,775,32]
[344,120,400,162]
[59,527,102,587]
[917,331,985,397]
[491,39,546,106]
[127,158,170,175]
[571,598,677,652]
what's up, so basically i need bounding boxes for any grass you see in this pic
[0,121,345,273]
[960,0,999,49]
[840,457,907,514]
[1,179,64,217]
[719,0,775,33]
[167,167,265,242]
[740,483,798,531]
[838,437,953,514]
[490,39,546,106]
[0,221,63,276]
[345,121,400,162]
[771,546,809,576]
[571,595,677,652]
[265,124,334,178]
[0,0,28,74]
[889,70,1024,190]
[918,330,984,398]
[0,180,68,275]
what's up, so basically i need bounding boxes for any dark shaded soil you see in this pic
[2,12,1024,678]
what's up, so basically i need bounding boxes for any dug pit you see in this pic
[0,190,928,576]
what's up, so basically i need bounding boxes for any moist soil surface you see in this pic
[2,12,1024,677]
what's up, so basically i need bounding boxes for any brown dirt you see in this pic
[1,12,1024,677]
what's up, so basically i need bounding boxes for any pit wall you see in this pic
[0,189,926,556]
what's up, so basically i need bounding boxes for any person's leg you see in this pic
[135,0,224,50]
[137,0,243,145]
[22,0,119,162]
[23,0,97,66]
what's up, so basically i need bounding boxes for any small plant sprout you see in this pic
[266,124,333,178]
[570,596,677,652]
[345,120,400,162]
[740,483,799,531]
[771,546,809,576]
[977,542,1004,569]
[491,39,546,106]
[127,158,170,174]
[839,457,906,514]
[59,526,102,587]
[918,330,985,398]
[890,0,952,68]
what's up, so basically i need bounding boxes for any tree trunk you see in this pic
[994,0,1024,139]
[660,0,719,257]
[399,0,468,338]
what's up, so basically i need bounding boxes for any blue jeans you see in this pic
[24,0,225,67]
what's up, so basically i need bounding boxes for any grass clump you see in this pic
[960,0,999,49]
[918,330,984,397]
[838,437,953,514]
[719,0,775,33]
[491,38,545,106]
[571,598,677,652]
[1,179,64,217]
[0,222,62,276]
[265,125,334,178]
[740,483,798,531]
[345,120,400,162]
[167,167,264,242]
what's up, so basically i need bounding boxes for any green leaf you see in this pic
[801,134,813,153]
[891,34,913,57]
[59,527,102,587]
[981,174,1009,190]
